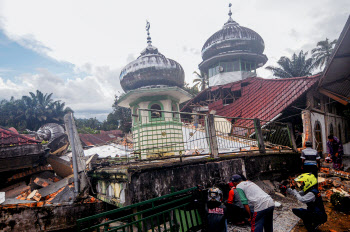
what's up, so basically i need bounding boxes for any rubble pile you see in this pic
[0,169,99,209]
[317,167,350,206]
[0,122,101,209]
[284,166,350,210]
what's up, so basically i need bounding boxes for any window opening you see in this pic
[314,97,321,110]
[150,104,162,119]
[133,106,140,123]
[172,103,179,119]
[315,121,323,153]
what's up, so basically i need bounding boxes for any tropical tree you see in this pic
[265,50,314,78]
[192,71,208,91]
[0,90,73,130]
[101,96,132,133]
[312,38,338,70]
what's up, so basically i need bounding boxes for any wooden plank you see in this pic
[319,88,348,105]
[254,118,266,153]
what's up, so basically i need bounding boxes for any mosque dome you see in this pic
[120,23,185,92]
[199,5,267,70]
[202,20,265,60]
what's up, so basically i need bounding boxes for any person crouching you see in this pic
[288,173,327,231]
[205,187,228,232]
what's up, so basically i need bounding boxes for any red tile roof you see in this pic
[100,130,123,136]
[79,130,123,146]
[209,75,320,122]
[182,75,320,127]
[0,128,41,147]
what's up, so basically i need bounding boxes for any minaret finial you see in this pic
[228,3,232,18]
[146,20,152,46]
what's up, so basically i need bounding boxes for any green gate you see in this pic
[77,187,203,232]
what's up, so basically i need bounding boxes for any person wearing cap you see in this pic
[231,174,274,232]
[226,182,250,225]
[301,141,321,177]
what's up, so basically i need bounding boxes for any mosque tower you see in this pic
[118,21,191,159]
[199,4,268,87]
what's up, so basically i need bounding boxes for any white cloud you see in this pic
[0,0,349,119]
[0,66,122,121]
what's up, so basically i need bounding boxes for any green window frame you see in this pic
[171,102,180,121]
[148,101,165,122]
[133,105,140,124]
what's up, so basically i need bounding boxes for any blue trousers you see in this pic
[251,206,274,232]
[292,208,327,231]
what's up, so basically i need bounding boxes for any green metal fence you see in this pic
[77,187,202,232]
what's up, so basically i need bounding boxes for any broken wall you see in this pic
[0,202,106,232]
[93,152,300,206]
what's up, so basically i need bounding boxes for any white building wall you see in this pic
[310,111,327,154]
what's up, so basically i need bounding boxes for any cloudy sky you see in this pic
[0,0,349,120]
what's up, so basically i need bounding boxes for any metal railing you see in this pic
[77,187,201,232]
[128,109,295,159]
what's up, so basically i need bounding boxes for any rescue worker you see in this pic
[301,141,321,177]
[287,173,327,231]
[205,187,227,232]
[226,182,250,225]
[231,174,274,232]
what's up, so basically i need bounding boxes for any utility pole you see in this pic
[64,112,87,193]
[206,113,219,158]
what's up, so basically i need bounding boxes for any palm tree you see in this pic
[22,90,71,130]
[266,50,314,78]
[50,101,73,122]
[312,38,337,69]
[193,71,208,91]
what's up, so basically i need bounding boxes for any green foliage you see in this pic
[330,192,350,212]
[102,96,131,133]
[0,90,73,131]
[192,71,208,91]
[75,118,101,130]
[182,82,199,96]
[312,38,337,70]
[266,50,314,78]
[77,126,100,134]
[180,82,200,109]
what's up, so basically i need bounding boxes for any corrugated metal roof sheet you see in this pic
[209,75,320,122]
[0,128,41,147]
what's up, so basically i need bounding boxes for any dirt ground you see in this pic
[291,201,350,232]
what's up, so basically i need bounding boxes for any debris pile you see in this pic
[0,122,102,209]
[0,169,99,209]
[318,167,350,204]
[283,166,350,211]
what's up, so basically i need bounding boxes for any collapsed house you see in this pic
[0,116,109,231]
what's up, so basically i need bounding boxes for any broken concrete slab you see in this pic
[50,186,75,203]
[1,198,36,205]
[38,175,74,198]
[2,183,30,198]
[47,155,73,178]
[0,181,25,193]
